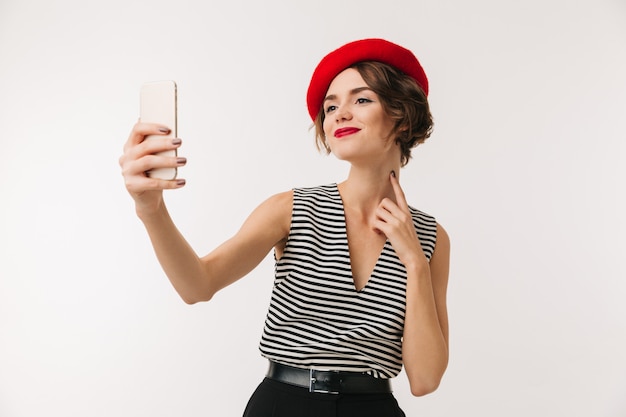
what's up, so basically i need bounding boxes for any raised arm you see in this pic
[119,122,291,304]
[401,223,450,395]
[374,172,450,396]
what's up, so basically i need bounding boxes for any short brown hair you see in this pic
[313,61,433,167]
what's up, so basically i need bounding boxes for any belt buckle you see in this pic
[309,369,340,394]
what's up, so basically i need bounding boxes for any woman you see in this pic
[120,38,450,416]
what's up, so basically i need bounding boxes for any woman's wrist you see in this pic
[135,197,167,223]
[404,257,431,279]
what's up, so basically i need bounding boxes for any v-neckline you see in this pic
[332,183,389,293]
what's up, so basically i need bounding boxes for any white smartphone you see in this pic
[140,80,178,180]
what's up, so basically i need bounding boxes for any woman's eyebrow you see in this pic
[323,86,372,104]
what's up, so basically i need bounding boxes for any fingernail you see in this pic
[176,179,186,186]
[159,127,170,133]
[176,157,187,166]
[172,138,182,145]
[390,170,396,178]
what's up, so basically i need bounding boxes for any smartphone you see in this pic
[140,80,178,180]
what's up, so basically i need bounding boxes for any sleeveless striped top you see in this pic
[259,184,437,378]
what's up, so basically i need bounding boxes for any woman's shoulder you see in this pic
[408,205,437,226]
[245,190,293,243]
[406,206,449,261]
[261,182,338,209]
[288,183,339,202]
[292,183,338,193]
[262,189,294,209]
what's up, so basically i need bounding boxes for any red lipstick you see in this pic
[334,127,361,138]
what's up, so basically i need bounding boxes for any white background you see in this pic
[1,0,625,416]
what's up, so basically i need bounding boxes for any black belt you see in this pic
[266,361,392,394]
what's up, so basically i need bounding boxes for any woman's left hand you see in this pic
[373,171,428,270]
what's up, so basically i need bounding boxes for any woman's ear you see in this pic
[397,122,409,133]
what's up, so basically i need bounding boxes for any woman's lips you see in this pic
[334,127,361,138]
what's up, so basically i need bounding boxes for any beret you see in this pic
[306,38,429,121]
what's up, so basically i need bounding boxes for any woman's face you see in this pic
[322,68,397,165]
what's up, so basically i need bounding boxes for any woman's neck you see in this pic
[337,163,401,217]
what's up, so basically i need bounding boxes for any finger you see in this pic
[372,213,402,239]
[372,218,390,238]
[375,202,405,228]
[125,175,186,193]
[389,171,409,211]
[127,137,182,161]
[124,122,171,151]
[377,197,405,220]
[124,154,186,177]
[371,223,388,238]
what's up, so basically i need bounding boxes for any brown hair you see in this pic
[313,61,433,167]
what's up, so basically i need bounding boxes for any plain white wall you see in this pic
[1,0,625,416]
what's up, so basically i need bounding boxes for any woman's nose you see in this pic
[335,105,352,122]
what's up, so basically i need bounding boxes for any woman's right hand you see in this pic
[119,122,186,216]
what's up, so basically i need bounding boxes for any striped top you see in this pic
[259,184,437,378]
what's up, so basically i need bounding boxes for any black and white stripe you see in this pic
[259,184,437,378]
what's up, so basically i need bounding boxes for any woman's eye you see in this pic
[356,98,372,104]
[325,105,337,114]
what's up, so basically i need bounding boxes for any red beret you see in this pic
[306,38,429,121]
